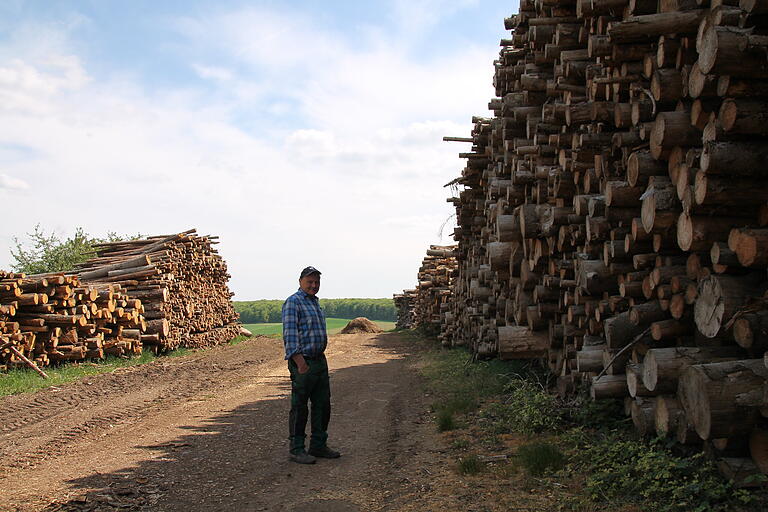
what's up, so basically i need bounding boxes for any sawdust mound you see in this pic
[340,317,383,334]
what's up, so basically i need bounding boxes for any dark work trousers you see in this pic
[288,354,331,454]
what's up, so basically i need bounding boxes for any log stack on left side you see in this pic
[75,229,240,351]
[1,228,241,371]
[0,270,144,371]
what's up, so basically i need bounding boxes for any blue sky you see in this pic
[0,1,518,299]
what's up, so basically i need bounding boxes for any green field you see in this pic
[243,318,395,338]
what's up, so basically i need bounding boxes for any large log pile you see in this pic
[1,270,144,371]
[395,246,457,336]
[1,229,240,371]
[434,0,768,481]
[75,229,240,351]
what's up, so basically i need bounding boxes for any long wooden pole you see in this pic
[7,346,48,379]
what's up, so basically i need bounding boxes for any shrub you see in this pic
[436,408,455,432]
[481,378,562,435]
[564,394,627,430]
[10,225,133,274]
[517,442,565,476]
[452,438,469,449]
[565,434,759,512]
[457,455,484,475]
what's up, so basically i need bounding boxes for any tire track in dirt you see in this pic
[0,342,280,476]
[0,333,452,512]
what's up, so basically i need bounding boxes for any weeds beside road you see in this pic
[417,334,767,512]
[0,348,190,397]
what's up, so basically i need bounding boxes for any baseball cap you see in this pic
[300,266,322,278]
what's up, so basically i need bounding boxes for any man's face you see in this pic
[299,274,321,296]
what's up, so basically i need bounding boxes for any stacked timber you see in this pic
[393,290,417,329]
[432,0,768,482]
[0,270,144,371]
[75,229,240,351]
[395,245,457,340]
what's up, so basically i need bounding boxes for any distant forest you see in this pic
[234,298,396,323]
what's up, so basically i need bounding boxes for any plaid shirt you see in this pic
[282,289,327,360]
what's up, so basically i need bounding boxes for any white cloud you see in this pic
[390,0,481,38]
[192,64,234,82]
[0,4,496,299]
[0,173,29,190]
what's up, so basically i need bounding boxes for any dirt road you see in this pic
[0,332,476,512]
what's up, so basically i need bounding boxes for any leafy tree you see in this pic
[10,224,132,274]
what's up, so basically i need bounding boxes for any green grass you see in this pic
[436,408,456,432]
[0,346,198,397]
[413,331,768,511]
[516,442,565,476]
[242,318,396,338]
[457,455,484,475]
[0,351,160,397]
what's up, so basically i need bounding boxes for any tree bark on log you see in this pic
[694,274,765,338]
[642,346,744,393]
[498,326,548,359]
[698,25,768,77]
[608,11,706,43]
[678,359,768,439]
[655,395,684,436]
[591,374,629,399]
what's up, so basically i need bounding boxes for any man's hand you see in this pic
[292,354,310,374]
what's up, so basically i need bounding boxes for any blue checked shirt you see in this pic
[282,289,327,360]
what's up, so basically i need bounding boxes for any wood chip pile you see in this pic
[408,0,768,483]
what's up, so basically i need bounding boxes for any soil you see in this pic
[0,332,554,512]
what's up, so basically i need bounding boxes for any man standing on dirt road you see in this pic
[281,266,341,464]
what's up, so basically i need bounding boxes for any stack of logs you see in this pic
[1,229,240,370]
[434,0,768,483]
[75,229,240,351]
[393,290,417,329]
[1,270,145,370]
[395,246,457,336]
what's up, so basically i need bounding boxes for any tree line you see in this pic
[234,298,396,323]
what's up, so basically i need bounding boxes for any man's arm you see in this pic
[282,297,309,373]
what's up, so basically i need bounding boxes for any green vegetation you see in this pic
[516,441,565,477]
[242,318,395,338]
[451,438,469,450]
[436,408,456,432]
[0,335,264,397]
[457,454,484,475]
[0,349,189,397]
[243,322,283,337]
[415,332,768,512]
[234,298,396,323]
[562,428,765,511]
[480,378,561,435]
[10,225,136,274]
